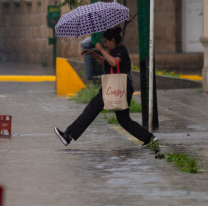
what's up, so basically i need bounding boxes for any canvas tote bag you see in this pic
[101,59,129,111]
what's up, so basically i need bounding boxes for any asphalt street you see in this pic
[0,63,208,206]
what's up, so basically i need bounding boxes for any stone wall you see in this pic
[0,0,90,66]
[154,0,182,53]
[0,0,203,72]
[0,0,53,65]
[116,0,182,54]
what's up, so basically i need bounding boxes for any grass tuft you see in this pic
[101,99,141,114]
[129,99,142,113]
[101,114,119,124]
[195,88,203,93]
[149,141,160,153]
[166,153,200,173]
[69,84,100,103]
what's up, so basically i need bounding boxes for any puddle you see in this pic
[12,133,51,136]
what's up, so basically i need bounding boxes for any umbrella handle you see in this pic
[89,13,97,43]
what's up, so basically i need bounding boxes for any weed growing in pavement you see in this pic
[101,110,112,114]
[148,140,201,173]
[195,88,203,93]
[129,99,141,113]
[101,99,141,114]
[149,141,160,153]
[79,70,85,77]
[166,153,201,173]
[101,114,119,124]
[131,63,140,72]
[69,84,100,103]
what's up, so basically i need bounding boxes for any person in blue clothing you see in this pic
[54,27,158,148]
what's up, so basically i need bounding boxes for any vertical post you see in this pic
[137,0,159,130]
[53,29,57,69]
[148,0,154,133]
[90,0,103,45]
[137,0,150,128]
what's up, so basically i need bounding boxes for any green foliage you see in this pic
[155,153,166,159]
[41,55,47,67]
[131,63,140,72]
[79,70,85,77]
[167,153,201,173]
[129,98,141,113]
[101,114,119,124]
[101,99,141,114]
[195,88,203,93]
[149,141,160,153]
[69,84,99,103]
[59,0,83,9]
[101,110,112,114]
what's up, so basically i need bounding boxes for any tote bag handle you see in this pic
[110,58,120,74]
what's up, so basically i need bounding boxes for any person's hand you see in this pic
[95,43,104,52]
[81,49,93,55]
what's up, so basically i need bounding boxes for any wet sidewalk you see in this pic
[0,64,208,205]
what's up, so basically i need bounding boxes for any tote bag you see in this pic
[101,59,129,111]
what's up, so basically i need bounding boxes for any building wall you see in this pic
[155,0,182,53]
[0,0,53,65]
[119,0,182,54]
[0,0,202,72]
[0,0,90,66]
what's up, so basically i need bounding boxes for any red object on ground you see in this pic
[0,186,3,206]
[0,115,12,136]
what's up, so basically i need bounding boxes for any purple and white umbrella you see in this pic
[55,1,129,39]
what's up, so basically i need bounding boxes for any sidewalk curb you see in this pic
[131,71,202,90]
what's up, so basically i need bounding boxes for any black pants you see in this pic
[65,83,153,143]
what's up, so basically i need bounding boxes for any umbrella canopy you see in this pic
[55,1,129,38]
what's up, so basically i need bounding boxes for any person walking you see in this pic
[54,27,158,148]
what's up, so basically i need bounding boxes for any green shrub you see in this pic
[69,84,100,103]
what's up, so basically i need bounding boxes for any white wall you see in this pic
[182,0,203,53]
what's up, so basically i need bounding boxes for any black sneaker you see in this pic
[142,136,158,148]
[54,127,71,146]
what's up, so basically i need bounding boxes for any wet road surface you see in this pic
[0,82,208,206]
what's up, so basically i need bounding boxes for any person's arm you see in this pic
[95,43,121,67]
[81,49,105,66]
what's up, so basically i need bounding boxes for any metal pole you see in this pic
[53,28,57,69]
[148,0,154,133]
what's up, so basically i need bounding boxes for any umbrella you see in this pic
[55,1,129,41]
